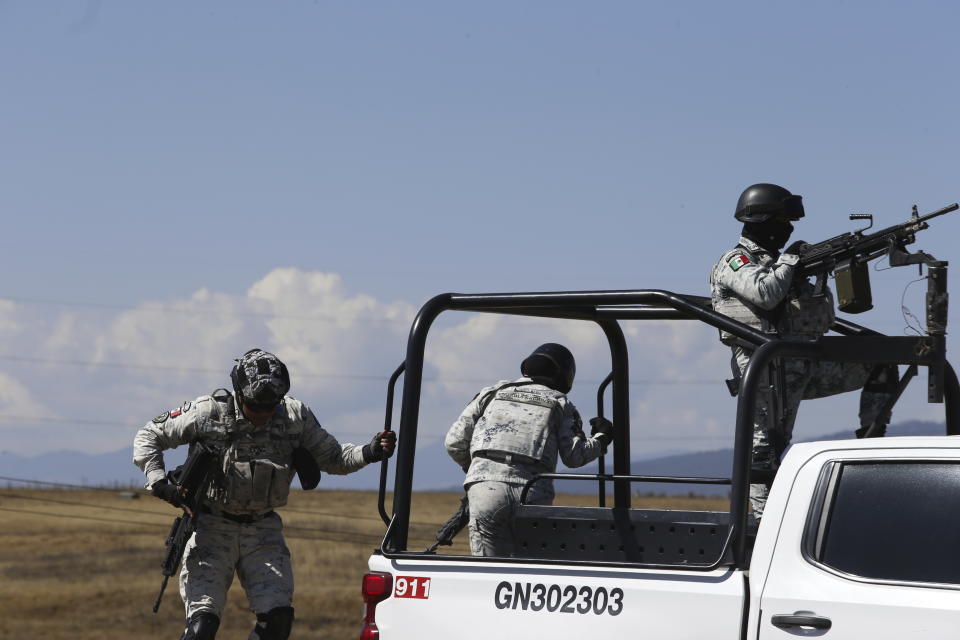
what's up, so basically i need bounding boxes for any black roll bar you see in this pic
[595,372,614,507]
[730,334,958,567]
[377,362,405,526]
[382,288,958,563]
[386,289,777,552]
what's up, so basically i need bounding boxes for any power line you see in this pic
[0,475,131,490]
[0,491,166,518]
[0,354,391,381]
[0,415,136,428]
[0,295,413,325]
[0,414,735,440]
[0,505,163,528]
[0,477,448,525]
[0,353,718,386]
[0,504,438,548]
[1,294,619,332]
[0,505,382,546]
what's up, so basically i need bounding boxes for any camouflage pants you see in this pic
[179,511,293,620]
[733,348,894,516]
[466,480,553,557]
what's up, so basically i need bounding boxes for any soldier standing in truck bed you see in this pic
[709,183,897,517]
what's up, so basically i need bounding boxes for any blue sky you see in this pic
[1,1,958,461]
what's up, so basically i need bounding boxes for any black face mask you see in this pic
[743,219,793,252]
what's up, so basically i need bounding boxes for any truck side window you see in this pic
[813,461,960,586]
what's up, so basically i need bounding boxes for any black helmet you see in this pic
[230,348,290,409]
[734,183,805,223]
[520,343,576,394]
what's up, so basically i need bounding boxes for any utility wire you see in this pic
[0,295,413,325]
[0,416,735,439]
[0,505,436,547]
[0,491,166,517]
[0,483,444,526]
[0,354,392,381]
[0,475,131,490]
[0,505,163,528]
[0,353,718,386]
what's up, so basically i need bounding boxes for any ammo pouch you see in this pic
[219,457,294,513]
[777,282,835,339]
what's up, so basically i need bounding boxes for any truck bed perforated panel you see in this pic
[512,506,731,566]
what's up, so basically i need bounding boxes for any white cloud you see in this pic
[0,301,22,338]
[0,269,416,454]
[0,269,948,460]
[0,371,50,420]
[247,268,415,399]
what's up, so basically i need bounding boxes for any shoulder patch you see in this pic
[727,254,750,271]
[152,411,170,424]
[181,401,193,413]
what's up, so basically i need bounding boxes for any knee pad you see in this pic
[180,611,220,640]
[250,606,294,640]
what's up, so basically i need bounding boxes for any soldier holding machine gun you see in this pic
[709,184,907,517]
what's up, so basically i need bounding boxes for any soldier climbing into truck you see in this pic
[444,343,613,556]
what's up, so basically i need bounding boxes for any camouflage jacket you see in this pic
[133,391,367,515]
[710,235,834,345]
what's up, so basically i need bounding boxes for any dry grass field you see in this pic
[0,487,726,639]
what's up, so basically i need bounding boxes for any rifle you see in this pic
[796,202,957,313]
[152,442,218,613]
[426,494,470,553]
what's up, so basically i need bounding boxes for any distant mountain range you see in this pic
[1,420,948,495]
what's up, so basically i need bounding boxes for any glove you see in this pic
[783,240,808,257]
[150,479,183,508]
[588,417,613,447]
[362,430,397,463]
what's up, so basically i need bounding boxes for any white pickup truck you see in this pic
[364,436,960,639]
[358,287,960,640]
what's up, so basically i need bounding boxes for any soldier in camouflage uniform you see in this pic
[134,348,396,640]
[445,343,612,557]
[710,184,896,516]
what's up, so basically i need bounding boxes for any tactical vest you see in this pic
[469,383,563,466]
[200,391,301,515]
[711,244,778,344]
[711,244,834,344]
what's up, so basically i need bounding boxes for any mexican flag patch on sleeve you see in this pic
[728,254,750,271]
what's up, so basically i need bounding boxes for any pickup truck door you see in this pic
[757,452,960,640]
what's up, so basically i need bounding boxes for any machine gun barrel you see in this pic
[915,202,959,224]
[797,202,958,278]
